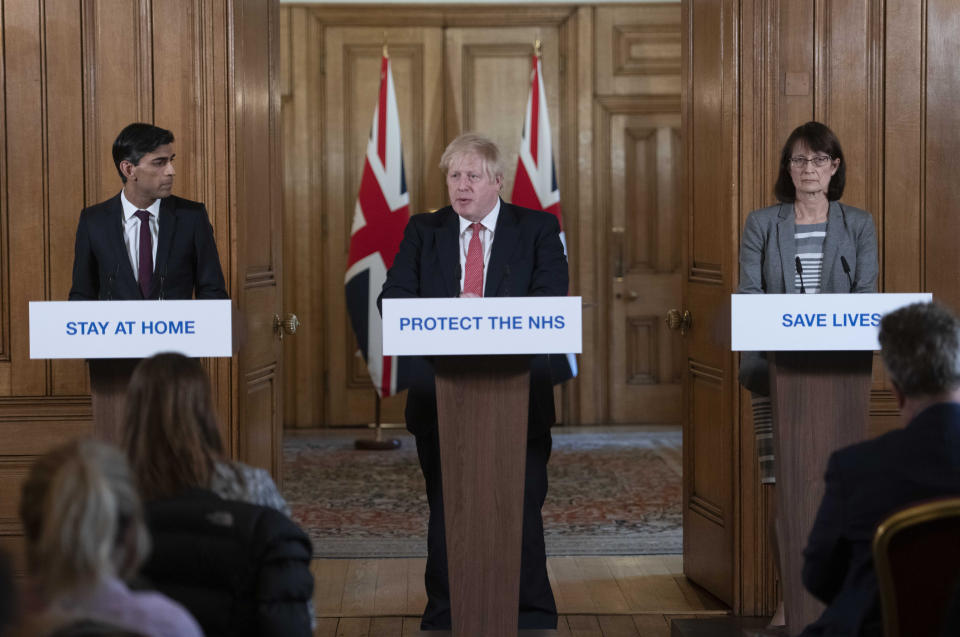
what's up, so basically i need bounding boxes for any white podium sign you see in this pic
[731,293,932,351]
[382,296,582,356]
[30,300,232,359]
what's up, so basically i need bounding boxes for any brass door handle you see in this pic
[665,309,692,335]
[273,313,300,341]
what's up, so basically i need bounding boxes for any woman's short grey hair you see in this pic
[439,133,504,182]
[879,302,960,397]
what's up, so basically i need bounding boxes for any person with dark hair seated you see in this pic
[801,302,960,636]
[17,439,201,637]
[123,352,314,636]
[124,352,290,513]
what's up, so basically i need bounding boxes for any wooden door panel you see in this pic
[926,0,960,312]
[235,0,283,476]
[595,5,681,97]
[444,27,562,202]
[242,369,278,472]
[606,108,682,424]
[682,0,737,607]
[323,26,443,426]
[46,0,88,394]
[685,354,731,598]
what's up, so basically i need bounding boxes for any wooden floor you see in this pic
[311,554,728,636]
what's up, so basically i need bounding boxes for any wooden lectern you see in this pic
[88,358,141,443]
[769,350,873,636]
[729,293,930,636]
[29,299,233,444]
[381,295,582,637]
[435,355,531,637]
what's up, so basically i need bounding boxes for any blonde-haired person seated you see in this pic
[17,439,202,637]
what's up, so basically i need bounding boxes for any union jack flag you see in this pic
[511,49,578,383]
[345,53,411,397]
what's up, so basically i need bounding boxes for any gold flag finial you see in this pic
[534,39,542,58]
[383,31,388,58]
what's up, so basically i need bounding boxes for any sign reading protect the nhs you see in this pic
[30,300,232,359]
[382,297,582,356]
[731,293,932,351]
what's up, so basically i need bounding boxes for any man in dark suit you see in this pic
[379,133,568,630]
[69,122,227,301]
[801,301,960,637]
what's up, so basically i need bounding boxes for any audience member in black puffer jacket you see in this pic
[141,488,313,637]
[122,353,316,635]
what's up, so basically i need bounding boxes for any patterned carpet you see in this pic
[282,428,682,558]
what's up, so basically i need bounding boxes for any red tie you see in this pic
[463,223,484,297]
[134,210,153,299]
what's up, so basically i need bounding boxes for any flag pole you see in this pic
[347,34,405,450]
[355,391,401,450]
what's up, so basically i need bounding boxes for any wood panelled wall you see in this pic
[0,0,280,571]
[687,0,960,615]
[280,3,682,429]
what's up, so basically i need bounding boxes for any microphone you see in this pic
[840,255,853,292]
[159,265,168,300]
[795,256,806,294]
[455,263,462,297]
[503,264,511,297]
[105,263,119,301]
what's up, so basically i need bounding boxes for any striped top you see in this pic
[794,221,827,293]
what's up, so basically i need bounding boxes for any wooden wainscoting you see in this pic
[0,0,282,567]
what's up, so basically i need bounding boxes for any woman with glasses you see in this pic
[737,120,879,626]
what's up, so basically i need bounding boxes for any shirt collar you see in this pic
[120,189,161,221]
[458,198,501,235]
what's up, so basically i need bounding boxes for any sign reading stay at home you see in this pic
[382,296,582,356]
[30,300,232,359]
[731,293,932,351]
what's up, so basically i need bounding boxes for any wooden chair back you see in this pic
[873,498,960,637]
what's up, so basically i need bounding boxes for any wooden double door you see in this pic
[279,0,738,615]
[280,4,685,430]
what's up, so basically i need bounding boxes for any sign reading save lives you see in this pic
[382,297,582,356]
[730,293,932,351]
[30,300,232,359]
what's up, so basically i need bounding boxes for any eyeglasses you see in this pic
[789,155,833,169]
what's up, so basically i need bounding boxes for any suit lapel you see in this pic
[776,203,797,294]
[487,201,520,297]
[102,194,138,289]
[819,201,843,293]
[153,197,177,296]
[435,208,461,297]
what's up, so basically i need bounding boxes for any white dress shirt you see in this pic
[458,198,500,295]
[120,190,160,278]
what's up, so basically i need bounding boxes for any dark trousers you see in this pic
[415,430,558,630]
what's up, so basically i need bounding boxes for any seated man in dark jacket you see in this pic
[140,488,314,637]
[801,301,960,637]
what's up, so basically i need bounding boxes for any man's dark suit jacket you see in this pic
[69,193,228,300]
[378,201,569,438]
[801,402,960,637]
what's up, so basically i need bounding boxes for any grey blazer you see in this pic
[737,201,879,394]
